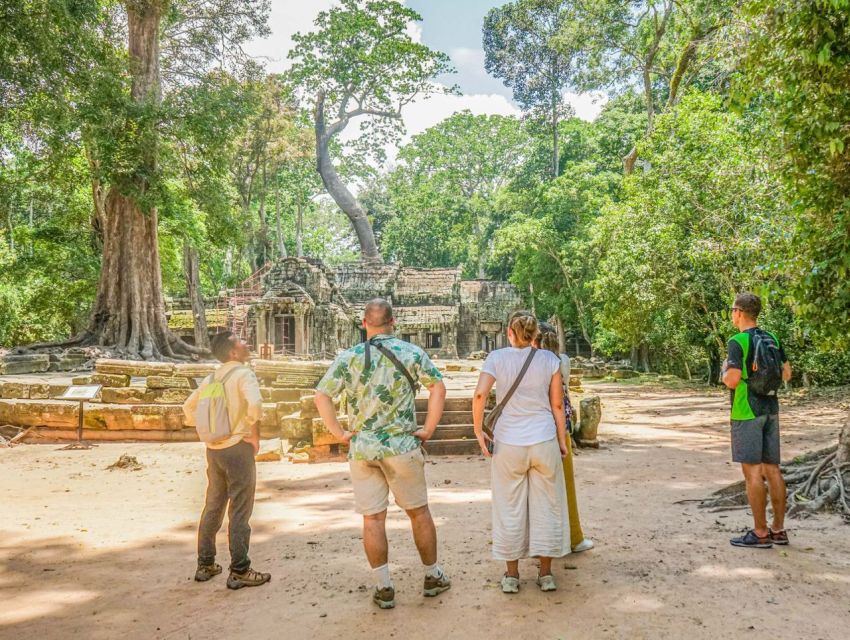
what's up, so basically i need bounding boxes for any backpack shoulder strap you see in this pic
[217,365,246,385]
[484,348,538,434]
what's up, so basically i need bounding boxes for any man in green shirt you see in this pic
[315,299,450,609]
[722,292,792,549]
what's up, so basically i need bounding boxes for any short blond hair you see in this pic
[508,310,538,347]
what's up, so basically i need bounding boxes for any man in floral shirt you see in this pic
[314,298,450,610]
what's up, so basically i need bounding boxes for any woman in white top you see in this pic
[472,311,570,593]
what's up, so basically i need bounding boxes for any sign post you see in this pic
[58,385,102,450]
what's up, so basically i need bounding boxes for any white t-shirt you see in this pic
[482,347,561,446]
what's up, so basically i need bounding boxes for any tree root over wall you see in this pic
[699,416,850,521]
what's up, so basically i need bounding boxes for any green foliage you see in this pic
[590,92,788,371]
[379,112,528,274]
[733,0,850,343]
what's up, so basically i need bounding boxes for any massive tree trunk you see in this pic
[295,201,304,257]
[182,243,209,350]
[80,1,201,359]
[556,316,567,355]
[314,91,381,262]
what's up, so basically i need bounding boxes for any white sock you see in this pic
[424,562,443,578]
[373,563,392,589]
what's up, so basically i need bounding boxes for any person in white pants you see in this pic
[473,311,570,593]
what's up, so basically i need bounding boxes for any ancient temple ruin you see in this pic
[169,257,523,358]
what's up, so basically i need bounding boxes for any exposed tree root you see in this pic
[699,417,850,521]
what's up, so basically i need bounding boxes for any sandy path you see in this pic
[1,382,849,640]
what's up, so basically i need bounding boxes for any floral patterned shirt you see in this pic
[315,334,443,460]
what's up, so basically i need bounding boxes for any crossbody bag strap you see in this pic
[362,339,419,393]
[484,348,538,436]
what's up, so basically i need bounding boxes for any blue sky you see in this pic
[406,0,514,98]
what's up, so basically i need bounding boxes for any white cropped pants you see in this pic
[491,437,571,560]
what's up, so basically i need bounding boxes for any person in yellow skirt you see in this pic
[535,323,594,553]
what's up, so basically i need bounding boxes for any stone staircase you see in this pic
[415,396,481,455]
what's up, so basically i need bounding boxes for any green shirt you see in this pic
[315,335,443,460]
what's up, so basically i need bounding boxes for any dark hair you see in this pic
[210,331,236,363]
[364,298,393,328]
[507,310,538,346]
[734,292,762,319]
[537,322,559,355]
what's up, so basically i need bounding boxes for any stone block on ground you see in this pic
[578,396,601,443]
[100,388,154,404]
[275,401,300,416]
[251,360,326,387]
[271,388,302,403]
[151,388,192,404]
[48,354,89,371]
[279,414,312,442]
[173,363,218,378]
[0,399,14,425]
[130,405,185,431]
[27,384,51,400]
[300,394,320,419]
[85,405,134,430]
[49,383,69,398]
[95,358,174,377]
[1,354,50,375]
[12,401,78,428]
[259,404,280,438]
[74,373,131,387]
[0,382,29,399]
[311,416,349,446]
[146,376,191,390]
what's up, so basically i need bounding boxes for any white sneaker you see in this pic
[536,574,557,592]
[501,574,520,593]
[572,538,594,553]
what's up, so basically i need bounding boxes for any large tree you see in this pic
[287,0,453,263]
[1,0,270,357]
[483,0,576,179]
[560,0,732,173]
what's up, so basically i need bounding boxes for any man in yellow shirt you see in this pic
[183,331,270,589]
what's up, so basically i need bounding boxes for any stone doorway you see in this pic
[274,315,296,354]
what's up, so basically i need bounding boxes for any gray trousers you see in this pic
[198,440,256,573]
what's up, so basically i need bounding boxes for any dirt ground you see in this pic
[2,381,849,640]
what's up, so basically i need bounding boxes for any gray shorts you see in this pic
[731,414,780,465]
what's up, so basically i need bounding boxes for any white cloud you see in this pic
[565,91,608,122]
[244,1,336,73]
[401,89,520,141]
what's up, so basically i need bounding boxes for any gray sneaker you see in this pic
[424,570,451,597]
[373,585,395,609]
[501,574,520,593]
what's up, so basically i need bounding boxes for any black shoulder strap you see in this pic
[362,339,420,394]
[484,348,538,433]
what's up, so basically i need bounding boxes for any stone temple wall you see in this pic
[458,281,523,355]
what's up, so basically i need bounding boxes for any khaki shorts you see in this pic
[349,448,428,515]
